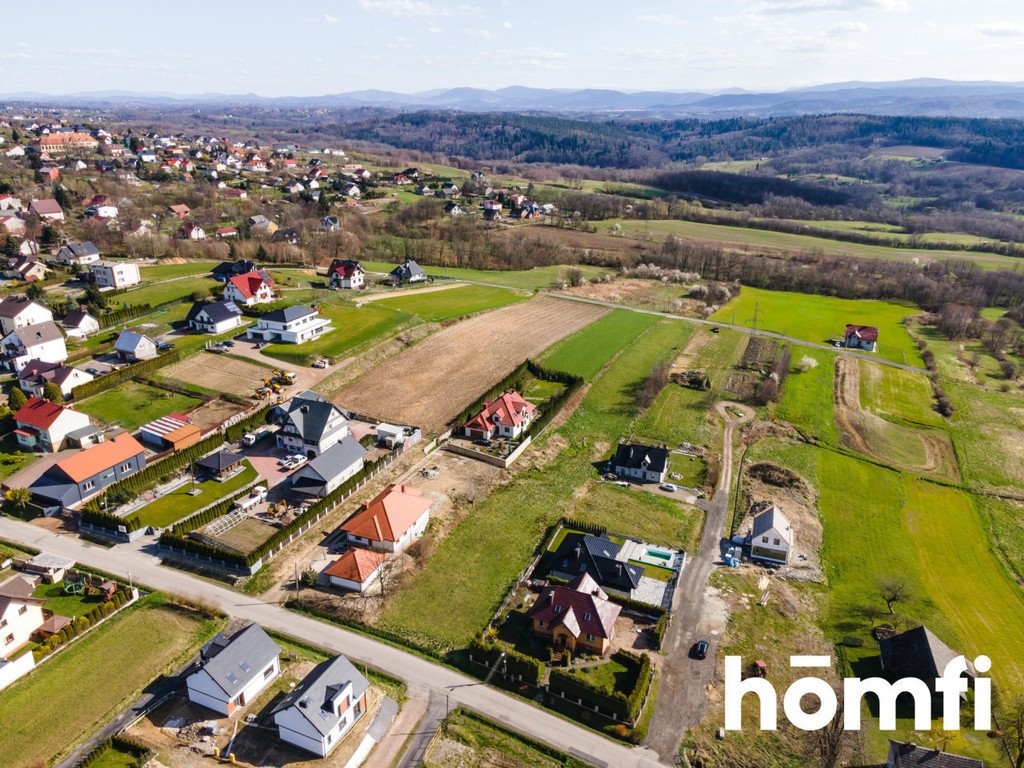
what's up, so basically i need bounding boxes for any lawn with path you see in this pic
[133,460,258,529]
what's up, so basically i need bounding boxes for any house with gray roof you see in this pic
[56,241,100,267]
[291,437,368,497]
[245,305,331,345]
[1,320,67,372]
[748,504,793,565]
[186,624,282,716]
[387,260,426,284]
[114,330,157,363]
[273,654,370,757]
[270,390,351,458]
[611,442,669,483]
[887,740,984,768]
[185,299,243,334]
[879,626,977,717]
[549,532,644,596]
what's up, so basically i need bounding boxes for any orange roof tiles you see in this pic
[56,433,145,483]
[324,548,386,583]
[340,484,432,543]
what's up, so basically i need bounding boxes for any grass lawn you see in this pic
[710,286,923,366]
[566,656,638,694]
[378,319,683,652]
[133,460,258,529]
[116,275,222,308]
[428,709,565,768]
[0,595,220,768]
[76,381,203,430]
[361,261,610,290]
[0,433,37,481]
[858,360,944,428]
[538,310,659,380]
[571,482,702,552]
[945,379,1024,494]
[262,304,411,365]
[772,347,839,445]
[372,284,527,322]
[32,580,108,618]
[88,743,143,768]
[139,261,217,281]
[668,453,707,487]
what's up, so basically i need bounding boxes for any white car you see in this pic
[289,455,308,469]
[660,483,678,492]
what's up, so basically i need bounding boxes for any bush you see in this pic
[468,637,545,686]
[652,615,668,650]
[71,350,183,400]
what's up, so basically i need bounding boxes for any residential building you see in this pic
[167,204,190,219]
[245,305,331,345]
[211,260,260,282]
[273,655,370,757]
[548,532,644,597]
[291,437,367,497]
[60,310,100,339]
[30,433,147,508]
[0,576,45,689]
[748,505,793,565]
[17,360,93,399]
[463,391,537,441]
[844,324,879,352]
[185,300,243,334]
[879,626,976,717]
[179,221,206,240]
[319,215,341,232]
[139,413,202,452]
[271,227,300,245]
[248,215,278,237]
[89,260,141,289]
[113,330,158,363]
[327,259,365,290]
[887,741,983,768]
[0,296,53,335]
[4,255,50,282]
[29,199,64,221]
[528,573,621,656]
[0,212,26,235]
[610,442,669,483]
[323,548,387,592]
[1,321,68,372]
[388,260,426,284]
[216,227,238,240]
[270,391,351,458]
[224,270,275,306]
[339,484,433,553]
[57,241,101,267]
[34,132,98,153]
[186,624,282,716]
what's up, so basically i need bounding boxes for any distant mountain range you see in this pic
[4,79,1024,118]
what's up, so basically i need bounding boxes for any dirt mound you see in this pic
[747,462,807,492]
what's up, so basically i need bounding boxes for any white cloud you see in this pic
[977,22,1024,37]
[756,0,908,15]
[828,20,868,33]
[462,27,496,38]
[502,20,513,29]
[357,0,481,17]
[638,13,685,24]
[324,13,341,24]
[603,46,690,65]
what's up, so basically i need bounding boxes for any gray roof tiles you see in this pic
[197,624,281,699]
[273,655,370,737]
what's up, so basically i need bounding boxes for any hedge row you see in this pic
[169,483,261,536]
[97,303,153,329]
[75,735,152,768]
[452,359,532,427]
[33,588,133,662]
[81,507,142,534]
[469,637,545,686]
[451,358,584,430]
[224,404,273,443]
[548,650,651,722]
[652,615,668,650]
[70,349,183,400]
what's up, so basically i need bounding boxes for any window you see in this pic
[18,605,27,616]
[561,559,568,568]
[0,619,6,628]
[82,480,95,492]
[554,605,562,614]
[583,612,592,621]
[537,620,545,628]
[120,463,132,472]
[773,538,780,546]
[585,633,596,642]
[761,536,768,543]
[4,633,13,645]
[578,563,586,573]
[263,664,275,679]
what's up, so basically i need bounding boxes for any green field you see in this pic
[378,319,689,651]
[0,596,218,768]
[117,275,222,308]
[570,482,702,551]
[773,347,839,445]
[593,218,1015,270]
[133,460,258,529]
[428,709,569,768]
[538,310,659,380]
[858,360,944,428]
[139,261,217,281]
[262,304,411,365]
[710,286,923,366]
[372,284,527,321]
[76,381,203,430]
[360,261,610,290]
[32,580,110,618]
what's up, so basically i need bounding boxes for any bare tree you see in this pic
[1000,694,1024,768]
[806,686,850,768]
[878,575,911,615]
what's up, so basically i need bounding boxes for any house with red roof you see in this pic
[322,548,387,592]
[28,198,64,222]
[223,270,275,306]
[528,572,621,656]
[844,324,879,352]
[13,397,93,452]
[339,484,434,553]
[29,433,146,508]
[327,259,365,290]
[463,391,537,441]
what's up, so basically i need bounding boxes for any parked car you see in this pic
[691,640,710,660]
[290,455,308,469]
[312,358,328,369]
[223,340,235,347]
[277,455,291,466]
[612,480,629,488]
[660,483,678,492]
[472,438,491,447]
[710,326,720,334]
[85,367,102,376]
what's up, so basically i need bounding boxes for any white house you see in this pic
[1,321,68,372]
[0,576,44,690]
[749,505,793,565]
[57,242,101,267]
[322,548,387,593]
[223,270,275,307]
[463,391,537,441]
[270,391,351,458]
[113,331,158,363]
[0,296,54,335]
[339,484,434,553]
[291,437,367,498]
[13,396,94,451]
[327,259,364,290]
[610,443,669,484]
[273,655,370,757]
[186,624,282,716]
[17,360,93,399]
[60,310,100,339]
[185,300,243,334]
[89,260,141,289]
[245,305,331,345]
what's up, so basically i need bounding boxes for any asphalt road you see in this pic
[0,517,663,768]
[645,402,755,759]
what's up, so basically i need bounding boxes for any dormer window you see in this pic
[583,612,592,621]
[554,604,562,614]
[579,563,586,573]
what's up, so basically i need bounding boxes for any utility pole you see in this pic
[751,300,760,334]
[294,562,300,604]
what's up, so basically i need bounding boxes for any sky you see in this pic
[3,0,1024,96]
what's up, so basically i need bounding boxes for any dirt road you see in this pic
[645,401,754,761]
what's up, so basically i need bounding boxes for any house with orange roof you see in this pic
[29,433,146,509]
[223,270,275,306]
[322,548,387,592]
[463,391,537,441]
[13,396,93,452]
[528,572,621,656]
[339,484,434,553]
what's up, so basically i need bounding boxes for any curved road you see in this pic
[645,401,755,759]
[0,517,662,768]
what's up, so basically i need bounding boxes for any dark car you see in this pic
[710,326,720,334]
[691,640,710,660]
[473,438,492,447]
[223,340,235,347]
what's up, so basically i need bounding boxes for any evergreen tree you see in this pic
[52,184,73,211]
[42,382,63,403]
[318,191,331,216]
[8,387,27,410]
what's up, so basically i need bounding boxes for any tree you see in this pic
[42,382,63,403]
[318,191,331,216]
[300,568,319,588]
[52,184,73,212]
[878,575,911,615]
[8,387,27,410]
[5,487,32,511]
[26,282,46,302]
[1000,694,1024,768]
[39,225,59,247]
[1,235,17,258]
[255,244,269,262]
[83,283,107,310]
[804,684,850,768]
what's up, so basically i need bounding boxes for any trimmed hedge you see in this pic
[81,508,142,534]
[469,637,545,686]
[548,650,651,722]
[97,303,153,329]
[70,349,183,400]
[75,735,153,768]
[33,588,133,662]
[168,484,259,536]
[224,404,273,443]
[652,615,668,650]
